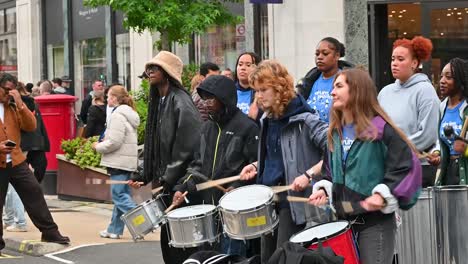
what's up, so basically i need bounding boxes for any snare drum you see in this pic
[290,221,359,264]
[166,204,219,248]
[121,196,166,241]
[219,185,278,240]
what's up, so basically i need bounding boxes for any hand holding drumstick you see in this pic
[171,191,189,209]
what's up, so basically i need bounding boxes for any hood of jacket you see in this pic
[393,73,431,90]
[113,104,140,128]
[197,75,239,122]
[279,94,314,121]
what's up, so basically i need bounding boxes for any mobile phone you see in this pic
[5,140,16,147]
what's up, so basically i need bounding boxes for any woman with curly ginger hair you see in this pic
[378,36,440,187]
[240,60,328,263]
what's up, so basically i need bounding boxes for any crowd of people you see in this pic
[0,34,467,264]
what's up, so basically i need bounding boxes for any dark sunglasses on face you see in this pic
[145,65,161,75]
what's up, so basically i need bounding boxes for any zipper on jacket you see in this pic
[211,123,222,177]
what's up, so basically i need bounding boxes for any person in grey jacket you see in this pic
[378,36,439,187]
[92,85,140,239]
[240,60,328,263]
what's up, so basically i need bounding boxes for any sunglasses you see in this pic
[145,65,161,75]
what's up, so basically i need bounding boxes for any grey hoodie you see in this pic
[378,73,440,161]
[95,104,140,172]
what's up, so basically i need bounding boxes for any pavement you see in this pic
[3,194,161,257]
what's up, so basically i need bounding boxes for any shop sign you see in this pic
[250,0,283,3]
[0,65,17,71]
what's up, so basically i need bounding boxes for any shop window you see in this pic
[0,7,16,76]
[388,4,421,40]
[47,44,65,79]
[116,33,130,89]
[74,37,107,98]
[197,23,246,71]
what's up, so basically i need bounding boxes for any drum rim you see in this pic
[219,184,273,211]
[289,220,350,245]
[169,234,220,248]
[166,204,217,219]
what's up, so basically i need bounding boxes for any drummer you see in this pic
[239,60,328,263]
[172,75,259,256]
[308,69,422,264]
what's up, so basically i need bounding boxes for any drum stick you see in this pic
[151,186,164,195]
[286,196,310,203]
[164,191,188,213]
[106,180,145,185]
[196,175,241,191]
[461,116,468,138]
[272,185,292,194]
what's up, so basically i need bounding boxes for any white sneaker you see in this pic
[99,230,120,239]
[6,225,27,232]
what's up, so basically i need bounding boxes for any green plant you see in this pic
[131,79,150,145]
[84,0,243,50]
[182,63,200,93]
[74,136,102,169]
[61,137,102,169]
[61,137,85,160]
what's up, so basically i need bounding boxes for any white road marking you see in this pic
[44,243,105,264]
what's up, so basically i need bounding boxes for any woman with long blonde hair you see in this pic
[310,69,421,264]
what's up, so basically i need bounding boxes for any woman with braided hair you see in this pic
[428,58,468,185]
[378,36,440,187]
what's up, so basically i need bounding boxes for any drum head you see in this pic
[219,185,273,211]
[167,204,216,218]
[290,221,349,243]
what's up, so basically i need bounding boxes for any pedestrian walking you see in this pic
[0,73,69,255]
[92,85,139,239]
[378,36,439,187]
[309,69,421,264]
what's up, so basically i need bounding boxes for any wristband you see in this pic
[304,170,314,182]
[251,163,257,170]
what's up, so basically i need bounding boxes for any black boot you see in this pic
[41,231,71,244]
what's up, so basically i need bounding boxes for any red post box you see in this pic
[34,95,78,170]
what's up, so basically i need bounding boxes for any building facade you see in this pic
[4,0,468,103]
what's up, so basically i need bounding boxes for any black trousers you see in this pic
[0,162,58,249]
[26,150,47,183]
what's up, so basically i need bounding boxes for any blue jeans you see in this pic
[220,234,248,256]
[107,173,136,235]
[3,184,26,228]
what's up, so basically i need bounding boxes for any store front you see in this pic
[368,0,468,90]
[0,0,16,76]
[44,0,129,99]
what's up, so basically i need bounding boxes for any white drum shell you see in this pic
[219,185,279,240]
[121,197,166,241]
[166,205,219,248]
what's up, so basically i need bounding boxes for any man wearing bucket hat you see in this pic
[129,51,202,264]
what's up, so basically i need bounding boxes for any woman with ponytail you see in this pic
[378,36,440,187]
[92,85,140,239]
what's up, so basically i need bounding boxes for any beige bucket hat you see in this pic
[145,51,183,85]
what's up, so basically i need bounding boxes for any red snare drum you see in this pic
[290,221,359,264]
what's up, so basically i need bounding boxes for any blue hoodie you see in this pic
[378,73,440,164]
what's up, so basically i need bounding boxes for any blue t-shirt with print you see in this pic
[307,73,335,122]
[237,89,252,115]
[440,102,464,155]
[342,123,356,163]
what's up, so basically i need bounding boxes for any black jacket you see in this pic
[80,93,93,124]
[20,96,50,152]
[296,60,354,100]
[84,104,106,138]
[139,82,202,188]
[176,75,259,204]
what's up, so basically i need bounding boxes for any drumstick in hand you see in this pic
[286,196,309,203]
[196,175,241,191]
[165,191,188,213]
